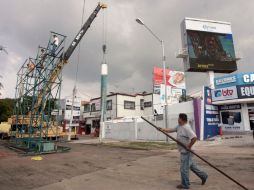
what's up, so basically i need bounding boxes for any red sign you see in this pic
[222,89,234,96]
[153,67,170,85]
[153,67,186,89]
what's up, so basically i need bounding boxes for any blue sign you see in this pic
[203,86,220,139]
[238,73,254,85]
[214,72,254,89]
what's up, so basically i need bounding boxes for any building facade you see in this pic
[82,93,163,135]
[211,72,254,132]
[58,96,82,134]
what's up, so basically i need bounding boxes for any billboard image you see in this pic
[153,67,186,94]
[182,18,237,73]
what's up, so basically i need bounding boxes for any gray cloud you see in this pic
[0,0,253,98]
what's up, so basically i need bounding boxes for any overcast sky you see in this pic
[0,0,253,100]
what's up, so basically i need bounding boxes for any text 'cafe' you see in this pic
[211,72,254,132]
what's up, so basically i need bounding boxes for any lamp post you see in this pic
[136,18,169,141]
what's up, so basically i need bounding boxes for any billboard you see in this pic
[211,86,238,102]
[153,67,186,104]
[181,18,237,73]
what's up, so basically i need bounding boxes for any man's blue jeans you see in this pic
[180,152,208,188]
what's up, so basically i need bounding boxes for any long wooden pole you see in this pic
[141,116,248,190]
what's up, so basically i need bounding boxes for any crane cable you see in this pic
[67,0,86,141]
[102,3,107,60]
[74,0,86,88]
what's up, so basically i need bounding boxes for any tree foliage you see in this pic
[0,98,15,122]
[0,75,3,96]
[179,95,193,103]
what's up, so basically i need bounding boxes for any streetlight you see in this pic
[136,18,169,140]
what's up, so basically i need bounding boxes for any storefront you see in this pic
[211,72,254,132]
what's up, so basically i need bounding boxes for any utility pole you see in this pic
[99,44,108,142]
[68,85,77,141]
[136,18,169,142]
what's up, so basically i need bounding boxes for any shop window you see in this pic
[144,101,152,108]
[73,106,80,111]
[91,103,96,112]
[124,101,135,110]
[84,104,90,113]
[107,100,112,110]
[140,99,144,110]
[66,105,72,110]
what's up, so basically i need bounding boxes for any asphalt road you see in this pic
[0,135,253,190]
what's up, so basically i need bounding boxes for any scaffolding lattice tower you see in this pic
[10,32,68,153]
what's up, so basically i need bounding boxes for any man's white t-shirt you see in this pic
[173,124,197,153]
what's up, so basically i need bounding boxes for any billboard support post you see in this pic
[208,71,215,89]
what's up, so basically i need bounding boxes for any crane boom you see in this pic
[34,2,107,113]
[64,2,107,61]
[13,2,107,122]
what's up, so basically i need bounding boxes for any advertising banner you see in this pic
[214,74,237,88]
[211,86,238,102]
[159,84,171,104]
[153,67,170,87]
[237,73,254,85]
[203,86,220,139]
[182,18,237,73]
[64,97,81,120]
[153,67,186,89]
[237,84,254,99]
[154,67,186,104]
[219,108,243,131]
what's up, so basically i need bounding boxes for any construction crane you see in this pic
[35,2,107,114]
[10,2,107,153]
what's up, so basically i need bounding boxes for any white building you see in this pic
[83,92,164,135]
[58,96,82,133]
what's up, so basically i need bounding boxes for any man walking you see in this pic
[161,113,208,189]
